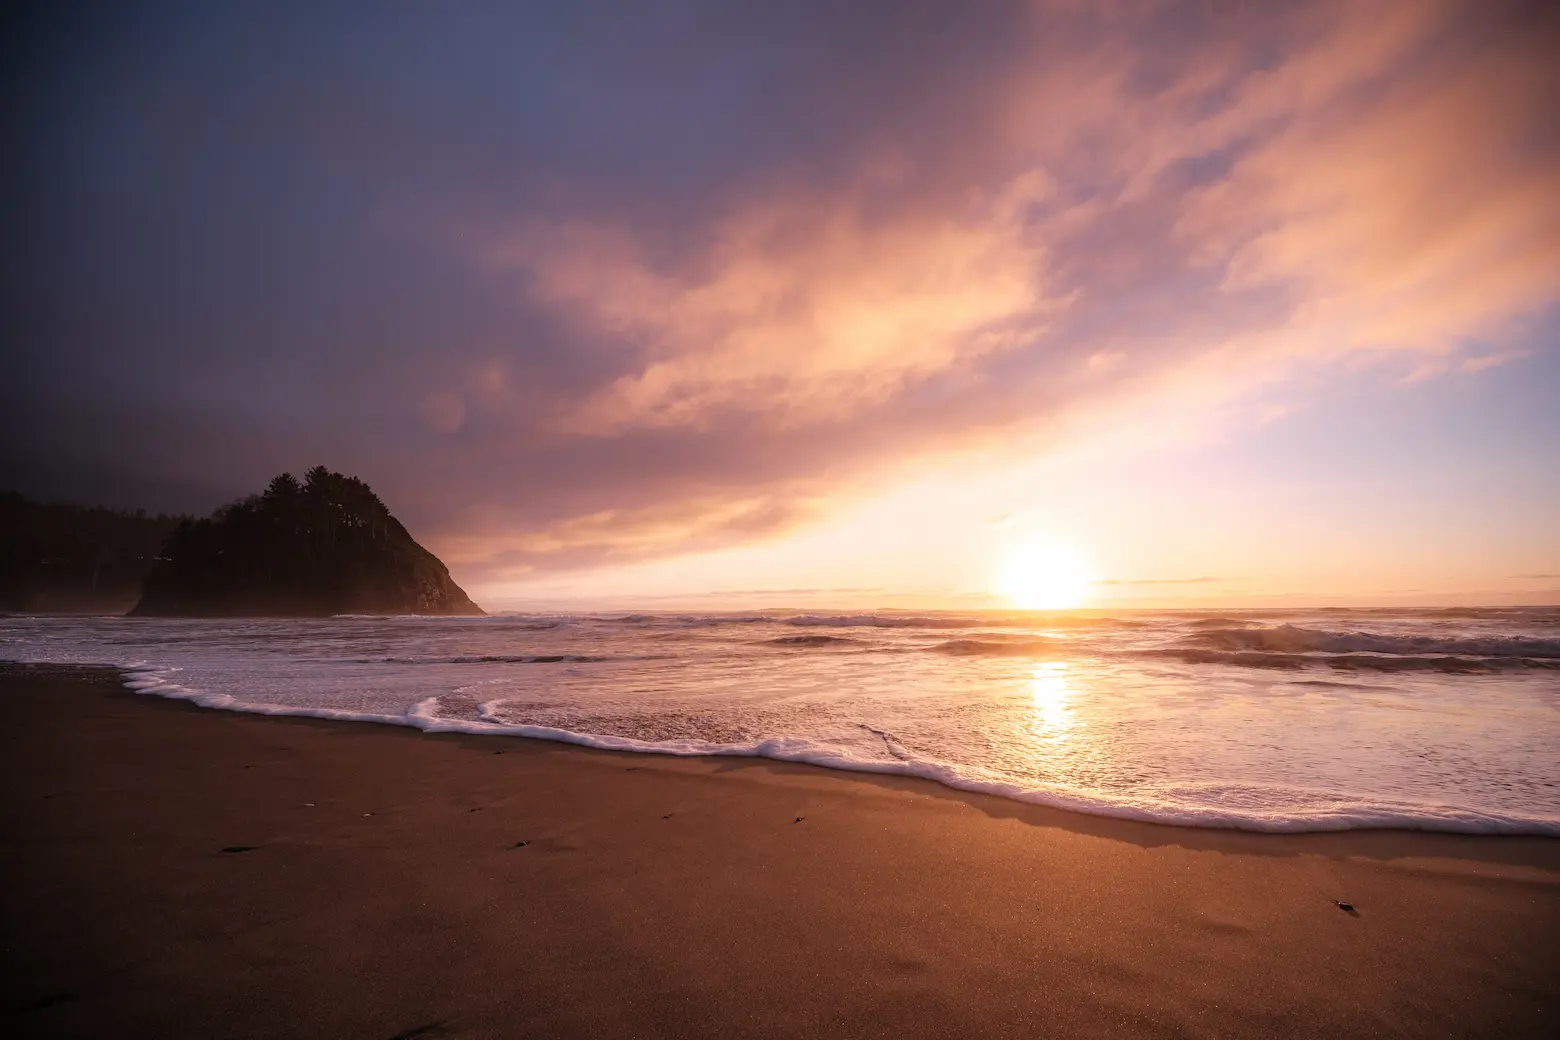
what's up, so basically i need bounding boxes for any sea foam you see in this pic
[117,664,1560,836]
[5,609,1558,836]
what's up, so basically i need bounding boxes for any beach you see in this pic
[3,662,1557,1039]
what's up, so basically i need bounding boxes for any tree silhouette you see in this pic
[133,468,482,616]
[0,492,186,612]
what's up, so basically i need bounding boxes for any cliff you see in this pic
[131,467,483,617]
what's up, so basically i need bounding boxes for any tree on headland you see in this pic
[0,492,187,612]
[132,468,483,617]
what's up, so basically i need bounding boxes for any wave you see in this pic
[1015,615,1148,629]
[1188,623,1560,659]
[330,613,568,630]
[111,668,1560,836]
[760,635,859,647]
[325,613,502,622]
[343,653,614,665]
[930,638,1058,657]
[1416,607,1560,622]
[784,614,988,629]
[1146,648,1558,672]
[781,613,1140,630]
[672,615,774,627]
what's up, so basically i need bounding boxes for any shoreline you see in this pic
[3,662,1557,1037]
[22,656,1560,838]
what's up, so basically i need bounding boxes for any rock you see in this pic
[131,467,483,617]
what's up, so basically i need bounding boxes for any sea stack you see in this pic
[131,467,484,617]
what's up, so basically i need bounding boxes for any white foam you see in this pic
[6,609,1558,837]
[108,663,1560,836]
[124,666,415,726]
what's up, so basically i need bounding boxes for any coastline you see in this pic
[8,608,1558,837]
[3,663,1557,1038]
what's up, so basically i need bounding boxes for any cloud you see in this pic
[1174,2,1560,361]
[3,1,1556,581]
[466,180,1060,435]
[596,586,889,602]
[1095,577,1229,586]
[439,494,812,578]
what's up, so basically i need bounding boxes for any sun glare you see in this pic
[999,539,1094,610]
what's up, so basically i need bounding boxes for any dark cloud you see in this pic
[4,1,1556,584]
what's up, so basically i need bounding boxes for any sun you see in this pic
[998,539,1094,610]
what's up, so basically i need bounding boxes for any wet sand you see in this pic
[2,662,1556,1038]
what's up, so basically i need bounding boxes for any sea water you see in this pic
[4,608,1557,834]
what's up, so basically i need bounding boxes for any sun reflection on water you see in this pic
[1029,661,1076,741]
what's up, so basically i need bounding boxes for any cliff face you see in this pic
[131,468,483,617]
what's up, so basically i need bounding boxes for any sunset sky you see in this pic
[5,1,1557,609]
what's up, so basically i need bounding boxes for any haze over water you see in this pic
[6,608,1557,835]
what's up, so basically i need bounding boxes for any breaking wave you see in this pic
[1188,623,1560,659]
[1146,648,1559,672]
[930,638,1058,657]
[781,613,1141,630]
[784,614,989,629]
[760,635,859,647]
[343,653,617,665]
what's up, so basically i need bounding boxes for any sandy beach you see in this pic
[2,662,1556,1039]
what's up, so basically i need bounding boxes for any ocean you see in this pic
[4,607,1557,835]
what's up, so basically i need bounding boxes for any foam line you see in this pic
[114,665,1560,837]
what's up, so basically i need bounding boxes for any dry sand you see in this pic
[2,662,1556,1038]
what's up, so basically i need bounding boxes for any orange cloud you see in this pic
[440,493,814,578]
[474,177,1062,434]
[12,1,1555,584]
[418,1,1558,577]
[1188,15,1559,360]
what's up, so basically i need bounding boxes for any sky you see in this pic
[3,0,1557,610]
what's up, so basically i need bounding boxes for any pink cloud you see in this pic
[412,1,1559,575]
[11,2,1556,580]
